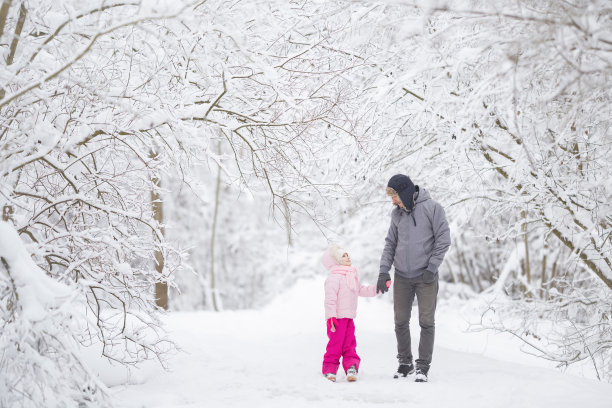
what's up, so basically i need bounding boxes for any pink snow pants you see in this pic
[322,318,361,375]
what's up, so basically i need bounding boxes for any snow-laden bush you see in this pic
[0,220,110,407]
[472,277,612,382]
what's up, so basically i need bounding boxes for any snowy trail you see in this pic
[114,278,612,407]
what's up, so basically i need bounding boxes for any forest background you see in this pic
[0,1,610,406]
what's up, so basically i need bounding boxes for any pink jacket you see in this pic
[322,250,377,320]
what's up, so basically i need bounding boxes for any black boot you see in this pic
[393,362,415,378]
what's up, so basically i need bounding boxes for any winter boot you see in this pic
[393,362,415,379]
[415,366,429,382]
[324,372,337,382]
[346,365,358,382]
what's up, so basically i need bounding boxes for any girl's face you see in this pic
[340,253,351,266]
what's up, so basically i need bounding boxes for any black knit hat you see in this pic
[387,174,418,212]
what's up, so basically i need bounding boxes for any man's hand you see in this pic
[377,272,391,294]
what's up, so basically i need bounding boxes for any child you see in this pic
[321,244,382,382]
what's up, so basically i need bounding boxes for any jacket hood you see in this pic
[394,188,432,226]
[415,188,431,204]
[321,249,338,271]
[387,174,418,212]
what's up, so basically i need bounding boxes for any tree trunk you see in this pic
[521,210,531,284]
[150,155,167,310]
[2,204,13,222]
[550,257,557,295]
[283,197,292,247]
[210,140,222,312]
[0,0,12,39]
[541,240,548,299]
[446,261,457,284]
[6,2,25,66]
[455,248,466,284]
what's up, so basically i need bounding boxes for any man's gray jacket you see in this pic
[379,188,451,278]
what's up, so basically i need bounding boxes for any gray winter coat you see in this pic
[379,188,451,278]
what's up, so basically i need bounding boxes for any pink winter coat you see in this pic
[322,250,377,320]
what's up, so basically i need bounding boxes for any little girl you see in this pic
[321,244,381,382]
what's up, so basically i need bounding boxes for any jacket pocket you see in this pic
[394,244,408,272]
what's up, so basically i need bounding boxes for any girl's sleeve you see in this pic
[358,283,378,297]
[324,276,340,319]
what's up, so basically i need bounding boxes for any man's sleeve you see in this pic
[426,203,451,274]
[379,214,398,274]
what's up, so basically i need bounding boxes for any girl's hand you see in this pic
[327,317,338,332]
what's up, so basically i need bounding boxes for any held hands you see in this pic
[327,317,338,332]
[377,272,391,294]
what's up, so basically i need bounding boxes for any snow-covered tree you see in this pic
[334,0,612,380]
[0,1,200,405]
[0,0,393,404]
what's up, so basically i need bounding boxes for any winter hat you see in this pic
[387,174,418,212]
[328,243,346,264]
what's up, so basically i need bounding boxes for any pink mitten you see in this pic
[327,317,338,332]
[386,281,391,288]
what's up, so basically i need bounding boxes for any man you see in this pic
[376,174,451,382]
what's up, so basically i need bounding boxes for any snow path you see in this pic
[114,278,612,407]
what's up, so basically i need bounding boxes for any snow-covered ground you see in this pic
[112,277,612,407]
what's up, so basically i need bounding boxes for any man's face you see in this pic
[392,195,404,209]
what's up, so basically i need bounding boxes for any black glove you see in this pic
[376,272,391,294]
[423,270,437,284]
